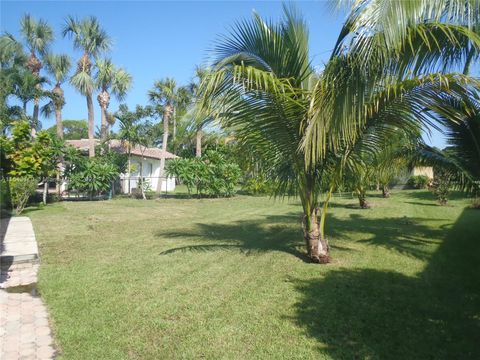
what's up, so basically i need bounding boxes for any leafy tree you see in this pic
[63,16,111,157]
[3,120,59,204]
[8,177,37,215]
[46,119,88,140]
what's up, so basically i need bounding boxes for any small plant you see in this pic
[431,170,451,205]
[407,175,430,189]
[131,179,154,200]
[8,177,37,215]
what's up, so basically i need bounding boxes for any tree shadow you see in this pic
[327,213,447,260]
[405,190,469,202]
[403,201,441,207]
[291,208,480,359]
[156,213,311,262]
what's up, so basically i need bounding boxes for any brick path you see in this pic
[1,217,56,359]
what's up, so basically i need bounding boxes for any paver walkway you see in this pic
[1,217,56,360]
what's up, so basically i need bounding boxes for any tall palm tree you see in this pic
[43,54,71,139]
[19,14,53,136]
[148,78,189,183]
[95,58,132,140]
[63,16,111,157]
[201,6,475,263]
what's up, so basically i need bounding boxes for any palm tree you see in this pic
[0,33,26,69]
[43,54,71,139]
[302,0,480,162]
[19,14,53,136]
[63,16,111,157]
[95,58,132,140]
[416,89,480,194]
[148,78,189,184]
[11,68,48,115]
[200,6,475,263]
[188,67,215,157]
[115,104,142,194]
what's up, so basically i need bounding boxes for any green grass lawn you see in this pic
[27,190,480,359]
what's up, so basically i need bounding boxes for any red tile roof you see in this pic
[66,139,178,160]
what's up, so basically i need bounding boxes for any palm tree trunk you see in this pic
[54,103,64,197]
[382,185,390,198]
[463,46,475,75]
[31,97,39,137]
[55,107,63,138]
[158,104,172,193]
[87,92,95,158]
[303,207,329,263]
[172,107,176,150]
[357,189,370,208]
[139,161,146,200]
[101,105,108,141]
[196,129,202,157]
[127,153,131,194]
[300,176,330,263]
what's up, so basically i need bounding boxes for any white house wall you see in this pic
[121,155,175,193]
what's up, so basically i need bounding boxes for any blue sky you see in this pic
[1,0,446,147]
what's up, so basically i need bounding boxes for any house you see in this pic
[411,166,434,179]
[66,139,178,193]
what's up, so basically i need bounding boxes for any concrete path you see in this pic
[1,217,56,359]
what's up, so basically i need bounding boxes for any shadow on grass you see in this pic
[405,190,469,202]
[326,213,446,260]
[157,206,450,264]
[291,208,480,359]
[157,213,311,262]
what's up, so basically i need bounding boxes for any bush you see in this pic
[242,176,274,195]
[431,170,451,205]
[407,175,430,189]
[66,159,118,199]
[166,150,241,197]
[0,179,11,212]
[8,177,37,215]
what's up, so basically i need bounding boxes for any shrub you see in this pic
[242,176,274,195]
[166,150,241,197]
[130,181,155,200]
[407,175,430,189]
[431,170,451,205]
[66,159,118,199]
[0,179,11,212]
[8,177,37,215]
